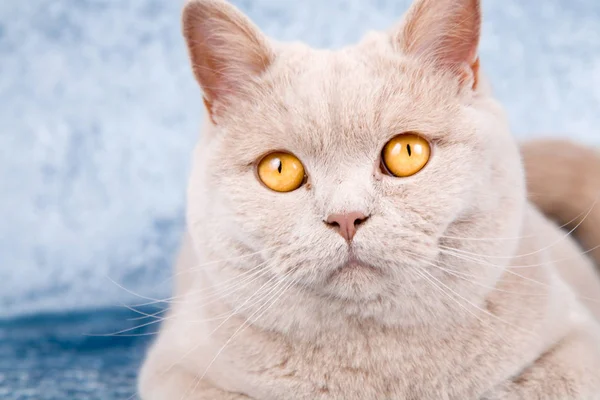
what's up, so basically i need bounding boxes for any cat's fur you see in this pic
[138,0,600,398]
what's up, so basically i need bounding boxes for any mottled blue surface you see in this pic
[1,0,600,398]
[0,308,154,399]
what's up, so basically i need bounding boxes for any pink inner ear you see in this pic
[182,0,274,121]
[398,0,481,86]
[470,57,480,90]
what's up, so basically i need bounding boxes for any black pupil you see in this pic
[407,144,412,156]
[277,160,283,173]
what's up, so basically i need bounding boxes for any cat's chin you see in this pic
[320,254,385,299]
[327,260,380,280]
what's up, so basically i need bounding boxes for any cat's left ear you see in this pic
[392,0,481,90]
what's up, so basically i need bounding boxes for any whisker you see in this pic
[120,243,299,311]
[439,247,554,288]
[439,247,600,304]
[104,275,171,305]
[412,267,489,326]
[159,269,295,385]
[439,200,595,242]
[205,269,294,339]
[127,258,273,311]
[174,260,274,306]
[441,195,598,260]
[415,267,539,339]
[94,260,277,336]
[403,250,547,317]
[439,243,600,271]
[127,244,289,308]
[184,276,297,400]
[424,261,548,298]
[507,244,600,270]
[127,307,168,322]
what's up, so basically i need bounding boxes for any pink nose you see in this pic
[325,212,369,242]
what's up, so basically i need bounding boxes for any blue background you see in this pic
[1,0,599,398]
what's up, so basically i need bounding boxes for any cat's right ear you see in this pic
[182,0,274,123]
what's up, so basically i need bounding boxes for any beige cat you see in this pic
[138,0,600,398]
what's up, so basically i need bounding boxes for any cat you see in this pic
[138,0,600,398]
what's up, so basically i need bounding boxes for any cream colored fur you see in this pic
[138,0,600,398]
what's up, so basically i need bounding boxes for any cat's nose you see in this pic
[325,212,369,242]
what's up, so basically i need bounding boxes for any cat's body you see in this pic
[139,0,600,398]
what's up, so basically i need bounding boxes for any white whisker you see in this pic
[440,199,596,242]
[441,195,598,260]
[99,260,277,336]
[439,247,600,304]
[183,276,297,400]
[415,267,539,339]
[159,269,295,391]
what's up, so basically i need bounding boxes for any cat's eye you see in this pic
[257,152,306,192]
[381,134,431,177]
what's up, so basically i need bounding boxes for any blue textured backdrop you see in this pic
[3,0,600,319]
[1,0,600,398]
[0,0,600,316]
[2,0,600,318]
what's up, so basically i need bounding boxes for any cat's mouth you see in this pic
[326,251,381,282]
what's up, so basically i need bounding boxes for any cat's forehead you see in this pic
[273,50,390,153]
[276,46,459,129]
[272,46,405,118]
[225,44,463,164]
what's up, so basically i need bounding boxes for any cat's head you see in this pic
[183,0,526,320]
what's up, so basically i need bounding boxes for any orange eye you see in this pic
[382,134,431,177]
[257,152,306,192]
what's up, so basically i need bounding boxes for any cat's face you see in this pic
[184,0,525,316]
